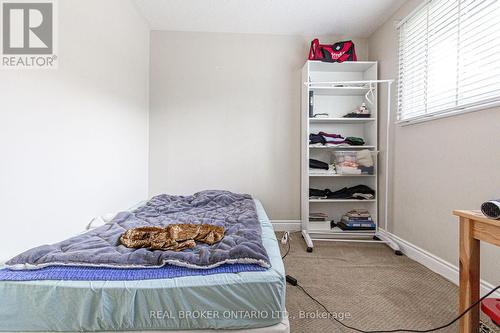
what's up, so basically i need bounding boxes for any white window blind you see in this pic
[397,0,500,123]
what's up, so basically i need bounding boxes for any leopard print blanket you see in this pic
[120,224,225,251]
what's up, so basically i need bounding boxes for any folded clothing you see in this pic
[338,166,361,174]
[345,137,365,146]
[309,185,375,200]
[356,150,373,167]
[309,212,328,222]
[345,209,371,218]
[309,188,327,199]
[309,132,363,146]
[319,132,346,144]
[327,185,375,200]
[309,158,329,170]
[309,133,326,145]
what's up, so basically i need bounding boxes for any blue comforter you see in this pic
[6,190,271,270]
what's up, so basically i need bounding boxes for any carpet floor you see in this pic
[278,232,498,333]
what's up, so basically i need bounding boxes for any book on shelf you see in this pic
[337,221,376,231]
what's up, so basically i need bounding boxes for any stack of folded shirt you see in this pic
[309,132,365,147]
[308,185,375,200]
[319,132,346,145]
[309,212,328,222]
[337,209,376,230]
[309,158,336,174]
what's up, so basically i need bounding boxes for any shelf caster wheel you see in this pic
[307,247,313,253]
[395,250,403,256]
[372,235,381,241]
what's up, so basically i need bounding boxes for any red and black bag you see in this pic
[308,39,357,63]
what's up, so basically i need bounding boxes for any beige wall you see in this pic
[368,0,500,284]
[0,0,150,261]
[149,31,367,220]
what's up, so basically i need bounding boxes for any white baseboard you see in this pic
[271,220,301,232]
[379,229,500,298]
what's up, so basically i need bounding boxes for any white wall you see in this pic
[148,31,367,220]
[368,0,500,284]
[0,0,150,261]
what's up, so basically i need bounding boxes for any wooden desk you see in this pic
[453,210,500,333]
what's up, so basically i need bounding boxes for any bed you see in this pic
[0,199,289,333]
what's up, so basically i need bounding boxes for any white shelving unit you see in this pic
[300,60,401,254]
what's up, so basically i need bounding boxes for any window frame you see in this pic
[396,0,500,125]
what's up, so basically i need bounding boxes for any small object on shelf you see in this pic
[309,91,314,117]
[312,113,329,118]
[343,103,371,118]
[309,212,328,222]
[336,221,376,231]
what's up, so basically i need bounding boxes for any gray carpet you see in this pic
[278,232,498,333]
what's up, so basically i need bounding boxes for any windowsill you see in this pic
[397,100,500,126]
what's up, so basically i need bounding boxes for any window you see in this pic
[397,0,500,123]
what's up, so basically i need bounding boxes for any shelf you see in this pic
[308,227,376,235]
[309,145,376,150]
[308,61,377,73]
[309,117,375,124]
[309,199,376,203]
[309,173,374,177]
[310,86,370,96]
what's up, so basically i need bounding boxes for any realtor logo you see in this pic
[1,0,57,68]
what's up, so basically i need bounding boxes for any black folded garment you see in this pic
[343,113,371,118]
[326,185,375,200]
[309,188,327,198]
[309,133,326,145]
[309,159,329,170]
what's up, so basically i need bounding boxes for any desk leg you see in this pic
[459,217,480,333]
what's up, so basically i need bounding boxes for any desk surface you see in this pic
[453,210,500,228]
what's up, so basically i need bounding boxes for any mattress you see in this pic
[0,199,286,332]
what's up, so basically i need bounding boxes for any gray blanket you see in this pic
[6,190,270,270]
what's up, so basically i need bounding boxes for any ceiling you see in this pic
[133,0,408,37]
